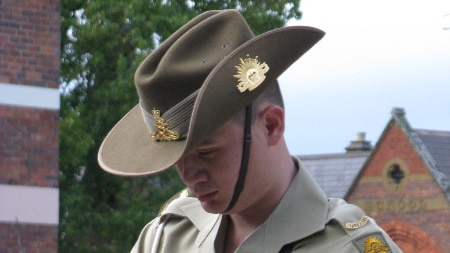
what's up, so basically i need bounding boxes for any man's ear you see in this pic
[260,105,285,146]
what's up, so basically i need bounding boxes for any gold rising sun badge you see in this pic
[234,55,269,93]
[364,236,390,253]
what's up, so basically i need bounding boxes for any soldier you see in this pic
[98,9,402,253]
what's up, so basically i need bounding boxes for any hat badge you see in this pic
[150,109,180,141]
[234,55,270,93]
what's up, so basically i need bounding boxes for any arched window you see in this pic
[382,221,443,253]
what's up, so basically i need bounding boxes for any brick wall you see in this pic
[382,220,443,252]
[0,106,59,187]
[0,0,60,88]
[348,122,450,252]
[0,0,60,252]
[0,223,58,253]
[361,125,429,177]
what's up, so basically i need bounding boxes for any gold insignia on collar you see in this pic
[364,236,390,253]
[150,109,180,141]
[345,215,369,230]
[234,55,270,93]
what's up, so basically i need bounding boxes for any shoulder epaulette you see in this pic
[327,198,368,231]
[327,198,399,252]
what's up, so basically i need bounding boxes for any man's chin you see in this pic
[200,201,225,214]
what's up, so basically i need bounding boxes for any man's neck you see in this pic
[222,215,252,253]
[223,159,297,252]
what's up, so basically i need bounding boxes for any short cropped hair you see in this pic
[232,80,284,124]
[253,80,284,110]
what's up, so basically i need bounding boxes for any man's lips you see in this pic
[196,191,217,202]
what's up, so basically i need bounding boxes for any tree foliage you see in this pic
[59,0,301,252]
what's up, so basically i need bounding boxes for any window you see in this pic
[382,158,409,193]
[388,164,404,185]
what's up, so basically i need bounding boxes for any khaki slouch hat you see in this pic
[98,9,324,176]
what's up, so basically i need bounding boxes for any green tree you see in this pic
[59,0,302,252]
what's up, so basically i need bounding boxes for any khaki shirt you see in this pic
[131,159,402,253]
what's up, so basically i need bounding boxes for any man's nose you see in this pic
[177,154,208,185]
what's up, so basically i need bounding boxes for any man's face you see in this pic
[176,104,282,215]
[176,118,245,213]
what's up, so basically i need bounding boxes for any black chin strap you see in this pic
[224,104,253,212]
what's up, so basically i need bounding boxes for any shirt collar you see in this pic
[161,196,220,248]
[168,157,329,252]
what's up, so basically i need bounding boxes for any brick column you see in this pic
[0,1,60,252]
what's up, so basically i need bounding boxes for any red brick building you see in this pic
[301,108,450,253]
[0,1,60,252]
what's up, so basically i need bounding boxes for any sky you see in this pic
[279,0,450,155]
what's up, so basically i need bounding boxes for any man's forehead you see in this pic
[197,118,240,147]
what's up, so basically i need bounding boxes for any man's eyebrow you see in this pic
[197,140,215,147]
[197,137,219,147]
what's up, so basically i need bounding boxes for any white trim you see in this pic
[0,184,59,225]
[0,83,60,110]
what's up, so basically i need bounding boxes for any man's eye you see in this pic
[198,149,216,156]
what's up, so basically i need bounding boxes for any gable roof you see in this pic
[347,108,450,200]
[389,108,450,200]
[298,108,450,201]
[414,129,450,198]
[299,151,370,199]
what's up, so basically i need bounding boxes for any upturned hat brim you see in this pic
[98,104,187,175]
[98,25,324,176]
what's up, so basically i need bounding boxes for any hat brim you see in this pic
[98,104,186,176]
[98,26,324,176]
